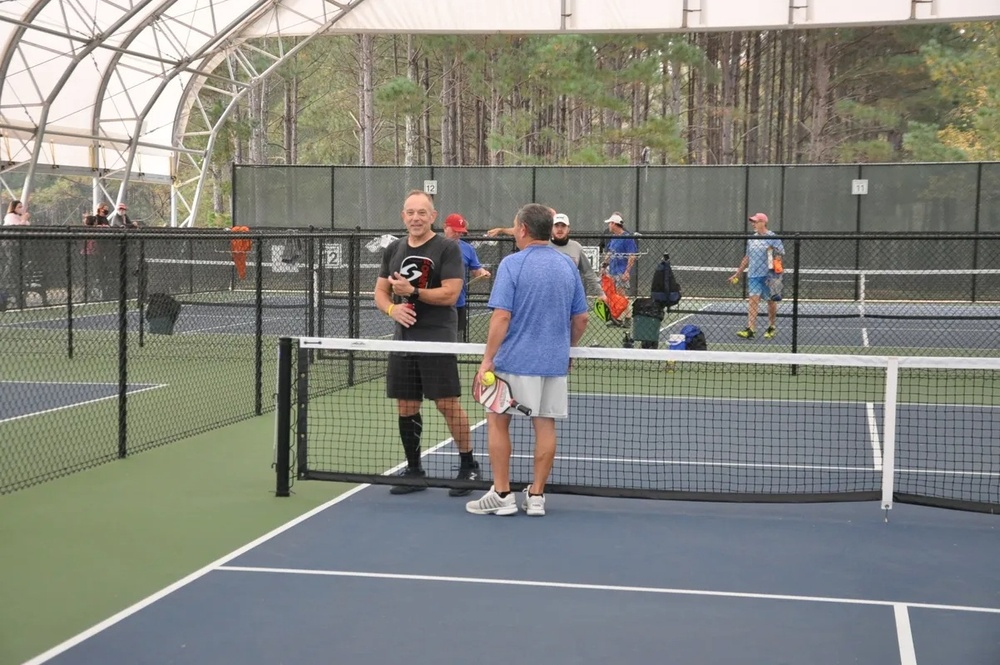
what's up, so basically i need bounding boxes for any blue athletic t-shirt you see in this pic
[488,244,587,377]
[746,231,784,278]
[605,233,638,276]
[456,239,482,308]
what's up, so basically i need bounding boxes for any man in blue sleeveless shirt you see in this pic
[466,204,589,517]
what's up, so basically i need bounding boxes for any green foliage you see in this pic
[902,122,969,161]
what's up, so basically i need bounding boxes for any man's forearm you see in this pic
[483,310,511,364]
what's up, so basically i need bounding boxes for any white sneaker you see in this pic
[466,486,518,516]
[521,488,546,516]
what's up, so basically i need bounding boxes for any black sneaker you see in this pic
[389,467,427,495]
[448,461,480,497]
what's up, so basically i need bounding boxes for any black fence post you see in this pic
[972,162,983,302]
[66,239,74,360]
[137,239,146,347]
[254,237,265,416]
[274,336,293,497]
[306,231,315,338]
[117,233,129,459]
[790,235,801,358]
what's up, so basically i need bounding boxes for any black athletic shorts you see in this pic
[457,305,468,342]
[386,353,462,401]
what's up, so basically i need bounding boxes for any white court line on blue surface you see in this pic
[0,383,166,425]
[895,604,918,665]
[213,566,1000,616]
[442,450,880,473]
[866,403,883,471]
[20,426,480,665]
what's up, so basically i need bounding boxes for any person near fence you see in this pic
[1,200,30,310]
[466,203,589,517]
[729,212,785,340]
[3,200,30,226]
[108,202,137,228]
[442,212,491,342]
[375,190,480,497]
[486,210,604,301]
[602,212,637,295]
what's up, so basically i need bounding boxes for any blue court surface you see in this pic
[661,301,1000,350]
[27,483,1000,665]
[0,381,163,423]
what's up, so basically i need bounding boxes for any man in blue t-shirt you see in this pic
[443,213,491,341]
[602,212,638,295]
[728,212,785,340]
[465,204,588,517]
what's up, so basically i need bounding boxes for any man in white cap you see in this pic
[443,212,490,341]
[486,210,604,301]
[602,212,637,295]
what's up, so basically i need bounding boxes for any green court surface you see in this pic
[0,416,347,665]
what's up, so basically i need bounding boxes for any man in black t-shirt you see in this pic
[375,190,479,496]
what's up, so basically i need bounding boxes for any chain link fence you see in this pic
[2,226,998,495]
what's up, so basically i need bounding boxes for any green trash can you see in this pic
[147,317,176,335]
[632,315,661,344]
[146,293,181,335]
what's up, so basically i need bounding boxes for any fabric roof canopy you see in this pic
[1,0,997,225]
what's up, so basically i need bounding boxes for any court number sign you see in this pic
[323,242,343,269]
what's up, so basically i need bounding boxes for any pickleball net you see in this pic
[274,337,1000,513]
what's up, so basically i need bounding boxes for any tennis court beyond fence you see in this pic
[2,227,999,498]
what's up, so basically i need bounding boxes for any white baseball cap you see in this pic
[605,212,624,226]
[553,213,570,226]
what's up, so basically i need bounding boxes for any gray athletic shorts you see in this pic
[495,373,568,418]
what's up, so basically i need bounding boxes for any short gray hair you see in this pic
[515,203,553,241]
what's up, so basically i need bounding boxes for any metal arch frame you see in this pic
[169,0,367,227]
[90,0,301,215]
[0,0,995,225]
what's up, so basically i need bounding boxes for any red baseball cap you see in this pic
[749,212,768,223]
[444,213,468,234]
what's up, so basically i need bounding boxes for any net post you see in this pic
[295,342,311,479]
[274,337,294,497]
[880,357,900,519]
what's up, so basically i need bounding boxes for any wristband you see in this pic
[387,304,394,316]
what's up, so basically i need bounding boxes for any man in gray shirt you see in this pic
[487,211,605,300]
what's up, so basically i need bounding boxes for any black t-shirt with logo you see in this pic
[379,234,463,342]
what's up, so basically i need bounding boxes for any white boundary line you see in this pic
[22,484,373,665]
[22,424,485,664]
[895,604,918,665]
[0,384,166,425]
[213,567,1000,616]
[866,403,884,471]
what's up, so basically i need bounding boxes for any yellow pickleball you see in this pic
[729,276,739,285]
[481,371,496,386]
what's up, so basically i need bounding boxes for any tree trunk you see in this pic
[248,79,267,164]
[283,69,298,165]
[746,33,762,164]
[358,34,375,165]
[404,36,418,166]
[422,56,433,164]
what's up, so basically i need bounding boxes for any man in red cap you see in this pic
[109,202,137,228]
[728,212,784,339]
[443,213,490,341]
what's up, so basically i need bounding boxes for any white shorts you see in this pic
[495,373,568,418]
